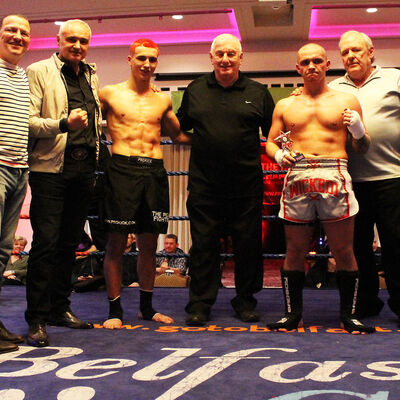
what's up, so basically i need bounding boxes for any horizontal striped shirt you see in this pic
[0,58,29,168]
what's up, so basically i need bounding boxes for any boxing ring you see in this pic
[8,135,395,400]
[15,134,340,291]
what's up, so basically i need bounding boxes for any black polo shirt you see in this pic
[61,62,96,148]
[177,72,275,198]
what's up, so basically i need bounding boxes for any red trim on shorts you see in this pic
[336,159,350,219]
[282,167,293,220]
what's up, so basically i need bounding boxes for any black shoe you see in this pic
[0,320,24,343]
[231,296,259,322]
[186,312,209,326]
[235,309,260,322]
[341,317,375,334]
[49,311,94,329]
[27,323,49,347]
[267,314,303,331]
[0,340,18,354]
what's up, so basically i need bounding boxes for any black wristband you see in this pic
[59,118,68,132]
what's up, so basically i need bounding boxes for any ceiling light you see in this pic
[54,21,64,26]
[366,8,378,13]
[258,0,288,3]
[172,15,183,20]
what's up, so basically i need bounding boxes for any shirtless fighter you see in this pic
[265,43,375,334]
[100,39,186,329]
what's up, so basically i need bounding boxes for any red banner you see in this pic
[260,144,286,253]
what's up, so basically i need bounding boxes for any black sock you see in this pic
[108,296,123,320]
[140,290,156,320]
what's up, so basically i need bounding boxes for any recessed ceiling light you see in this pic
[366,8,378,13]
[172,15,183,20]
[54,21,64,25]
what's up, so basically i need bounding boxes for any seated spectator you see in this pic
[3,236,28,285]
[72,232,104,292]
[305,232,337,289]
[156,234,187,276]
[122,233,139,287]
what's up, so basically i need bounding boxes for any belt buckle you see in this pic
[70,147,88,161]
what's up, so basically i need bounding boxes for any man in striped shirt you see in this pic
[0,14,31,353]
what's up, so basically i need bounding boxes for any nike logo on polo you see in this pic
[245,100,252,104]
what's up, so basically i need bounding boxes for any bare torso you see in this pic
[280,88,357,159]
[101,82,171,158]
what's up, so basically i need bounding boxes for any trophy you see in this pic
[274,130,304,162]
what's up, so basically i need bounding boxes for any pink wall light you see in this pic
[309,8,400,39]
[29,9,241,49]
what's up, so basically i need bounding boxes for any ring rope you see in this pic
[11,251,333,260]
[16,150,299,260]
[13,250,342,260]
[94,170,287,176]
[12,250,381,260]
[101,138,268,146]
[85,215,279,220]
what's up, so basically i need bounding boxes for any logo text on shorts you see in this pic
[152,211,169,222]
[138,157,152,163]
[289,178,339,198]
[105,219,136,226]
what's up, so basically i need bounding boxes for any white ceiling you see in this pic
[3,0,400,47]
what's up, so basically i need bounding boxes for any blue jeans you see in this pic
[0,165,28,277]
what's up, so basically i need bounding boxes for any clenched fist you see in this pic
[67,108,88,131]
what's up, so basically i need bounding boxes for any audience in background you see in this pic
[3,236,29,286]
[122,234,139,287]
[156,234,187,276]
[71,232,104,292]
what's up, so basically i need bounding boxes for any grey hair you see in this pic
[14,236,27,246]
[339,30,375,62]
[210,34,242,54]
[58,19,91,37]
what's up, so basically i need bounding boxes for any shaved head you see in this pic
[297,43,327,62]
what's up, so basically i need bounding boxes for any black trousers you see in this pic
[185,192,263,314]
[25,154,95,324]
[353,177,400,317]
[88,141,110,251]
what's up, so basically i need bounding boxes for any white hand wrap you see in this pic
[347,110,365,140]
[274,149,289,167]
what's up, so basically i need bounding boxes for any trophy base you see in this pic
[290,151,305,162]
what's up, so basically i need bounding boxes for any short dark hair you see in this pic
[165,234,178,243]
[0,14,30,29]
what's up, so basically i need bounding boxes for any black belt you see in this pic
[112,154,164,167]
[65,146,95,161]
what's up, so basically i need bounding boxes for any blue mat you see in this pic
[0,286,398,400]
